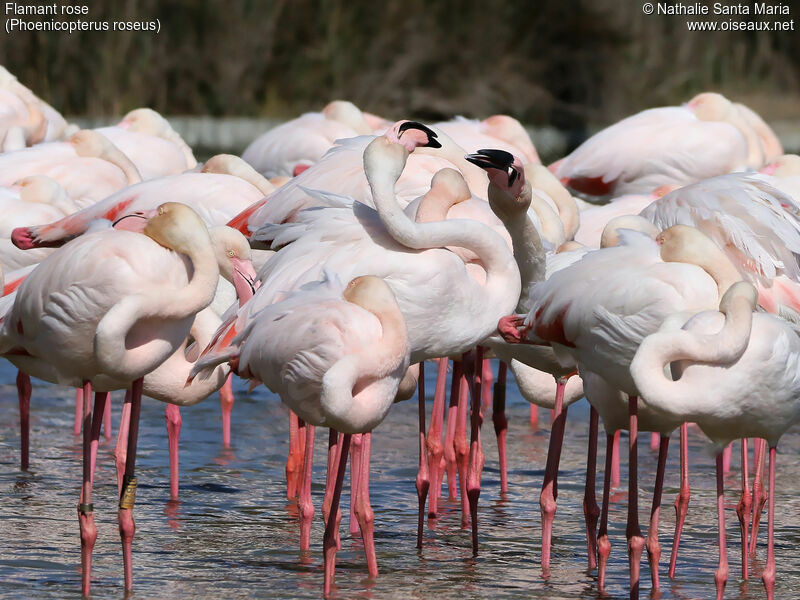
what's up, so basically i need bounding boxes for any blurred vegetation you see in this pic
[2,0,799,133]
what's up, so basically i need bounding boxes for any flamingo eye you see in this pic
[227,250,235,257]
[158,206,165,216]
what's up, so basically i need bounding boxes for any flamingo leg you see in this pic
[583,406,600,570]
[78,382,104,597]
[529,403,539,427]
[750,437,767,556]
[299,425,316,551]
[322,430,343,550]
[349,433,363,535]
[598,432,614,590]
[323,432,351,597]
[286,411,304,499]
[611,429,621,487]
[722,442,733,475]
[761,446,777,600]
[119,378,143,592]
[103,393,112,441]
[114,389,132,495]
[426,358,448,518]
[492,361,509,494]
[17,371,31,471]
[736,438,751,580]
[668,422,690,579]
[540,376,569,577]
[444,360,462,501]
[73,386,83,436]
[165,404,182,501]
[466,348,486,555]
[650,431,659,452]
[714,453,729,600]
[455,365,470,528]
[626,396,645,599]
[415,362,430,549]
[219,373,235,448]
[354,431,378,578]
[646,434,669,592]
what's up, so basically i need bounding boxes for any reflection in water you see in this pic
[2,359,800,599]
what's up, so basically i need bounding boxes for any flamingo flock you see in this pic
[2,66,800,599]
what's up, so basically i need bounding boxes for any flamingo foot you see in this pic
[497,315,529,343]
[598,533,611,590]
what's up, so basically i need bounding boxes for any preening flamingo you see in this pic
[0,202,220,596]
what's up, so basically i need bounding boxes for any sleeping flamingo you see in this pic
[194,273,409,595]
[632,280,800,600]
[0,203,220,596]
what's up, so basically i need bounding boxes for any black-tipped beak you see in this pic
[465,149,520,187]
[235,268,257,297]
[397,121,442,148]
[112,212,147,227]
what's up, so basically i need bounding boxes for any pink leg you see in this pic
[761,446,776,600]
[480,355,493,411]
[299,425,316,551]
[219,374,235,448]
[650,431,659,452]
[646,434,669,592]
[322,430,343,550]
[529,403,539,427]
[119,378,143,592]
[17,371,31,471]
[415,362,430,549]
[78,383,105,597]
[426,358,448,517]
[466,349,486,555]
[583,406,600,569]
[73,387,83,436]
[611,430,621,487]
[714,453,728,600]
[492,361,509,494]
[540,376,570,577]
[626,396,645,599]
[323,432,351,597]
[286,411,304,499]
[115,390,132,495]
[103,393,112,441]
[736,438,751,580]
[455,366,470,528]
[444,360,462,501]
[750,438,767,556]
[354,432,378,578]
[165,404,182,501]
[722,442,733,475]
[349,433,363,535]
[598,432,614,590]
[668,422,690,579]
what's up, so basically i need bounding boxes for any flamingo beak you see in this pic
[397,121,442,148]
[231,257,259,302]
[465,148,520,187]
[112,208,158,233]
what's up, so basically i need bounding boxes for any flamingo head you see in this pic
[465,148,525,197]
[209,226,259,302]
[143,202,210,253]
[343,275,400,313]
[385,120,441,152]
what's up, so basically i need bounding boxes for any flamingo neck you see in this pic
[414,130,488,194]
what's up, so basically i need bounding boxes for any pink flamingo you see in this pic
[632,280,800,600]
[193,274,410,596]
[0,203,220,596]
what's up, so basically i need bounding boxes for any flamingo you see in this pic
[242,100,382,177]
[0,203,220,596]
[552,93,777,199]
[193,273,410,595]
[631,280,800,599]
[502,224,743,591]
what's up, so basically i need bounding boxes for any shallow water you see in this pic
[1,359,800,599]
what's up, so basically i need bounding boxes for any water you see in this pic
[2,359,800,599]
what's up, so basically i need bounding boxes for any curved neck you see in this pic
[321,304,408,427]
[630,293,754,418]
[488,183,545,313]
[367,142,519,298]
[532,167,580,240]
[94,238,219,379]
[203,155,275,196]
[530,192,565,247]
[73,133,142,184]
